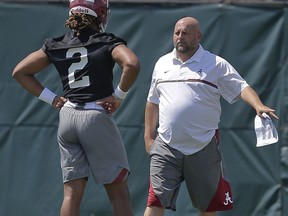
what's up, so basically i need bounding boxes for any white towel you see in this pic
[254,113,278,147]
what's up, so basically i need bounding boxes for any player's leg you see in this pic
[143,206,165,216]
[199,211,217,216]
[57,108,90,216]
[77,110,134,215]
[60,178,87,216]
[104,169,133,216]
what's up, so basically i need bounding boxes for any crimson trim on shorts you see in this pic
[215,129,219,145]
[157,79,218,89]
[147,179,162,207]
[112,168,129,183]
[205,175,233,212]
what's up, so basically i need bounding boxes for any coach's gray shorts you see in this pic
[57,107,130,184]
[148,136,233,212]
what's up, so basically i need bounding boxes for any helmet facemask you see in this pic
[96,5,111,32]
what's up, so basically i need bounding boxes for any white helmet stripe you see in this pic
[69,6,98,17]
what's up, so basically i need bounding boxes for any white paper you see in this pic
[254,113,278,147]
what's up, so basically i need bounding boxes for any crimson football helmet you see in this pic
[69,0,110,32]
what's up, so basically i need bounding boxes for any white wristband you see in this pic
[113,85,129,100]
[38,88,57,105]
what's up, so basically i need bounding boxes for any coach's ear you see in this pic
[197,31,202,42]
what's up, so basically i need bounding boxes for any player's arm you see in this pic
[98,44,140,114]
[144,101,159,154]
[240,86,278,119]
[112,44,140,95]
[12,49,66,109]
[12,49,50,97]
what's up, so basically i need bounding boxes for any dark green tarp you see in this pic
[0,2,287,216]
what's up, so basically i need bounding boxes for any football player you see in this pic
[12,0,140,216]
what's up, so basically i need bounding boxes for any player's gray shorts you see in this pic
[57,107,130,184]
[147,136,233,212]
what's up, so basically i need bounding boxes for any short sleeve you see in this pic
[147,65,160,105]
[217,59,249,104]
[41,38,53,62]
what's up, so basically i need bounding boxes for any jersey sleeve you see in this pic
[217,58,249,104]
[41,38,53,62]
[93,33,127,52]
[41,33,67,62]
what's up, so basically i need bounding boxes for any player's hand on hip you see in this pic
[98,95,122,115]
[52,96,67,110]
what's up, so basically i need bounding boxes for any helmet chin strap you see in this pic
[99,8,111,33]
[99,23,106,33]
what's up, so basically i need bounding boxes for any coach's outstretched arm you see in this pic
[240,86,278,119]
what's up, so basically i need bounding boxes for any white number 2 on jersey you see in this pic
[67,47,90,89]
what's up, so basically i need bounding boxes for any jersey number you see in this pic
[67,47,90,89]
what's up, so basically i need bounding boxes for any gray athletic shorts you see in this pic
[57,107,130,184]
[147,136,233,212]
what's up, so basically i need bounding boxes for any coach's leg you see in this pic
[60,178,87,216]
[199,211,217,216]
[104,180,134,216]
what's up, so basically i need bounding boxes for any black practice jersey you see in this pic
[42,28,126,103]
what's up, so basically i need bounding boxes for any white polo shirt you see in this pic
[147,45,249,155]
